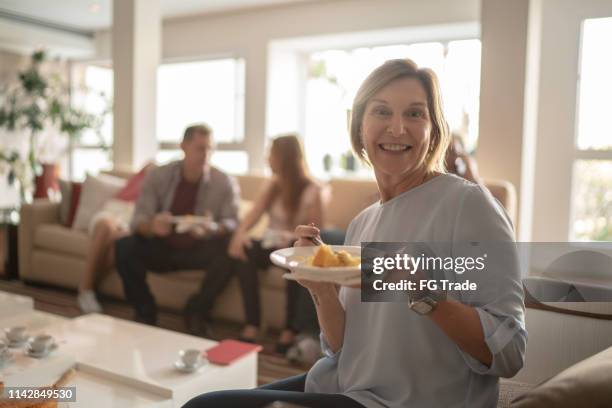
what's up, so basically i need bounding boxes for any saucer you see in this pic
[174,359,206,373]
[24,342,58,359]
[0,351,14,367]
[6,336,30,348]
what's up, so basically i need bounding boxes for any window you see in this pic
[70,57,247,178]
[155,149,248,175]
[156,57,246,174]
[570,17,612,241]
[304,39,481,177]
[69,62,113,180]
[157,58,245,144]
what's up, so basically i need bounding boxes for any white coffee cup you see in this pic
[179,349,202,367]
[6,326,28,343]
[30,334,54,354]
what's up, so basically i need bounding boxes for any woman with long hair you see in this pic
[227,134,325,351]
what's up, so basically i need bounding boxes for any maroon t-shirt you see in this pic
[166,177,200,249]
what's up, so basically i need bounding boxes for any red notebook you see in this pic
[205,340,262,365]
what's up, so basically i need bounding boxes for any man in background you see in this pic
[115,124,239,335]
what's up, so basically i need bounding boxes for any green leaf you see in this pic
[32,50,46,64]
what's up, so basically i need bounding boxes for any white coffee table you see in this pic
[0,290,33,319]
[67,371,173,408]
[0,292,258,407]
[45,314,258,406]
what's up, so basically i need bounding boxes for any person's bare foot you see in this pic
[239,325,259,343]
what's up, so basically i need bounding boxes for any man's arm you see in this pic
[137,212,172,237]
[131,166,162,236]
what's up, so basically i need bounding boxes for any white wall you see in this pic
[0,49,27,81]
[477,0,530,238]
[93,0,480,171]
[0,16,94,58]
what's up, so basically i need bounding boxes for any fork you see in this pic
[308,223,324,246]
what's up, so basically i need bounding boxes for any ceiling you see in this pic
[0,0,313,32]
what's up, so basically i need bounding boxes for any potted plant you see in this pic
[0,50,107,202]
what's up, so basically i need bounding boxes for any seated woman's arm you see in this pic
[311,283,345,354]
[429,184,526,377]
[428,300,492,366]
[228,181,275,260]
[239,181,275,233]
[294,225,345,354]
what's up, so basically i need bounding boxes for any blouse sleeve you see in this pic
[451,184,527,378]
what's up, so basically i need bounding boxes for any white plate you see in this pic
[270,245,361,276]
[171,216,212,225]
[283,272,361,286]
[173,216,219,234]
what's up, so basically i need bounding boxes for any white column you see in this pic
[112,0,160,172]
[245,42,268,173]
[477,0,530,237]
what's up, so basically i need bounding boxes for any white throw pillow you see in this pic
[72,174,125,232]
[87,198,135,236]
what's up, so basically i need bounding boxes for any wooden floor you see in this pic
[0,279,308,386]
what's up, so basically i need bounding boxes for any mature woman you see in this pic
[184,59,526,408]
[228,134,323,351]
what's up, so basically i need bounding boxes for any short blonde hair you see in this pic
[349,59,450,173]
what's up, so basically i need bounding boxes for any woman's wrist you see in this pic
[308,284,337,301]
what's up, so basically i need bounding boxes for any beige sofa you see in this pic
[18,174,515,329]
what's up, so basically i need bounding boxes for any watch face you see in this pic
[411,300,433,315]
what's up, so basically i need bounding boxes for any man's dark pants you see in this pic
[115,234,233,325]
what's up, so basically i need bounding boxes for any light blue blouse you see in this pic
[305,174,527,408]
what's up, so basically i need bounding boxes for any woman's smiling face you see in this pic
[361,77,432,180]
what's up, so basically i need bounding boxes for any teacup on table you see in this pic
[0,341,13,365]
[5,326,28,344]
[29,334,55,355]
[179,349,203,368]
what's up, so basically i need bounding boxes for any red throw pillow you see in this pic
[114,163,152,202]
[66,182,82,228]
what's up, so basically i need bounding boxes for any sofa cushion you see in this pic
[114,163,151,201]
[326,179,379,230]
[72,173,125,232]
[58,179,72,226]
[67,181,82,227]
[511,346,612,407]
[34,224,89,258]
[497,379,533,407]
[59,179,84,227]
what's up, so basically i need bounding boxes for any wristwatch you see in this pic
[409,296,438,315]
[409,288,446,315]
